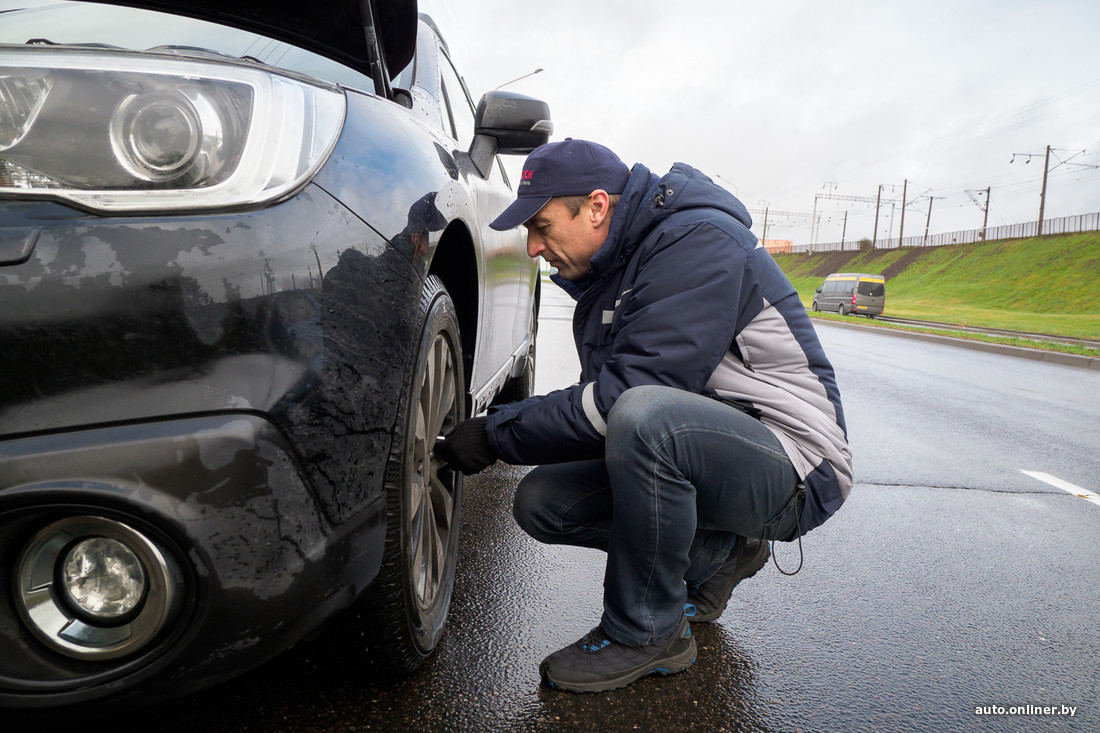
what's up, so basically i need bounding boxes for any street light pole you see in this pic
[982,187,990,240]
[1011,146,1098,237]
[924,197,933,246]
[898,179,908,247]
[1038,145,1051,236]
[872,185,882,248]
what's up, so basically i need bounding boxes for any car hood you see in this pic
[82,0,417,78]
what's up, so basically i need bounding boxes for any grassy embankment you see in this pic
[770,231,1100,357]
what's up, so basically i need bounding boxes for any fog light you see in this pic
[15,515,183,660]
[61,537,147,622]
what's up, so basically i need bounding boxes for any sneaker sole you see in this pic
[689,542,771,623]
[539,635,697,694]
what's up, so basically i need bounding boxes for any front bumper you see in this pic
[0,412,384,710]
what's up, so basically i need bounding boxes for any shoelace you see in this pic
[579,626,613,652]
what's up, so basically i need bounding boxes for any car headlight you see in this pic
[15,515,185,660]
[0,46,345,213]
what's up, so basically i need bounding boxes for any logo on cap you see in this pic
[489,139,630,231]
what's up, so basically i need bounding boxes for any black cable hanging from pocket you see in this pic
[769,484,805,576]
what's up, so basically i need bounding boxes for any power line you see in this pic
[1010,146,1100,233]
[767,79,1100,215]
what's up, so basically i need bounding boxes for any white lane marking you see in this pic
[1021,470,1100,507]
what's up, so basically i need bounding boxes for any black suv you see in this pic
[0,0,550,712]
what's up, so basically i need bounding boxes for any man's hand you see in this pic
[434,416,495,475]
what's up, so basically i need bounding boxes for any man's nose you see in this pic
[526,234,545,259]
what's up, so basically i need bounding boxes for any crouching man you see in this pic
[436,139,852,693]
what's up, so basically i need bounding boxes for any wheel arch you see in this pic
[428,224,478,400]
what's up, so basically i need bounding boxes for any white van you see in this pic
[812,273,886,318]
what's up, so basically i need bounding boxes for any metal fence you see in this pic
[793,211,1100,253]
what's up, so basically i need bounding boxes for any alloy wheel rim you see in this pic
[409,331,459,610]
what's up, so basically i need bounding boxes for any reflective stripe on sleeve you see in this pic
[581,382,607,436]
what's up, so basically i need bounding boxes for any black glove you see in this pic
[434,416,495,475]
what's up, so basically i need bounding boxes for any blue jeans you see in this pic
[513,385,802,645]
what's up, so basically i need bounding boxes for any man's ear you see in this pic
[587,189,612,227]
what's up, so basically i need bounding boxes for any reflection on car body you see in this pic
[0,0,550,713]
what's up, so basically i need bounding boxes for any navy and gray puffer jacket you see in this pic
[484,162,853,535]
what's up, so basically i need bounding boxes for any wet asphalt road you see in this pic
[86,284,1098,732]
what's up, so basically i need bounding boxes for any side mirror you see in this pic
[814,287,822,293]
[469,91,552,176]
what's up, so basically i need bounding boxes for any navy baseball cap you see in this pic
[489,138,630,230]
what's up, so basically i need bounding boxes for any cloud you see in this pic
[425,0,1100,241]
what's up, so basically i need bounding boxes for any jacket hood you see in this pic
[82,0,418,78]
[588,162,753,275]
[551,162,754,297]
[625,163,752,247]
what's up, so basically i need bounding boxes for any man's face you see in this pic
[523,196,609,281]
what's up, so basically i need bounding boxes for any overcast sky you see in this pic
[423,0,1100,245]
[4,1,1098,245]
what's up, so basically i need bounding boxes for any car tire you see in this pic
[495,279,539,404]
[812,300,819,312]
[356,275,466,671]
[837,303,846,316]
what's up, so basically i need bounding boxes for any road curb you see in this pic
[812,317,1100,371]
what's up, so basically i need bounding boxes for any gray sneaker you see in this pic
[685,537,770,623]
[539,612,696,693]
